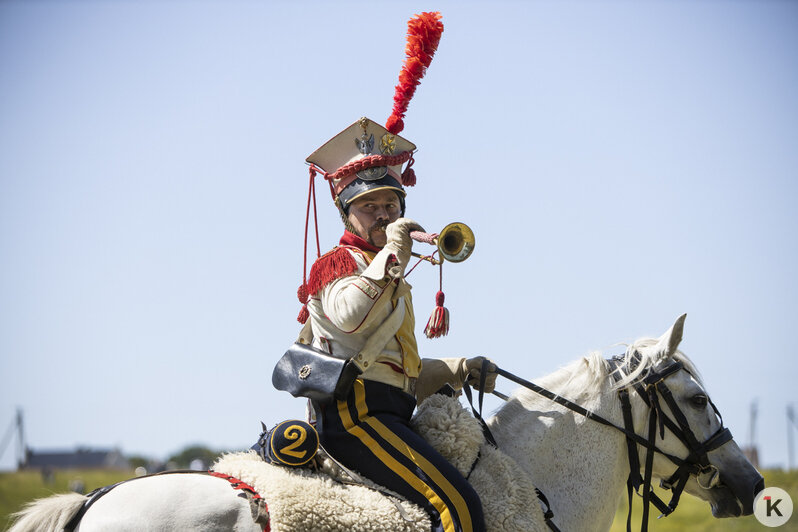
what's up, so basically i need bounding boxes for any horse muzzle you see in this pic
[710,470,764,517]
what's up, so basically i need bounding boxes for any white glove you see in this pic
[360,218,424,284]
[415,356,498,405]
[461,356,498,392]
[383,218,425,272]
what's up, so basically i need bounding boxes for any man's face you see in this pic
[346,188,402,247]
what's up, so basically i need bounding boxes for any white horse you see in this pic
[486,314,762,531]
[9,315,763,531]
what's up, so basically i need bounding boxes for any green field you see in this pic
[609,468,797,532]
[1,468,135,531]
[2,467,796,530]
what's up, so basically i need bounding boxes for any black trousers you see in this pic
[319,379,486,532]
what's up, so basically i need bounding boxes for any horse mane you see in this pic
[503,351,612,414]
[498,335,705,418]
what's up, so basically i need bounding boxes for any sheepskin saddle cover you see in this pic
[212,394,546,532]
[213,450,429,531]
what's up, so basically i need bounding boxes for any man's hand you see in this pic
[461,356,498,393]
[415,356,498,405]
[383,218,425,271]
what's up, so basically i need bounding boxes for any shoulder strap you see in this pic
[300,295,405,372]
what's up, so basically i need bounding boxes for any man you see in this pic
[299,115,496,532]
[289,12,498,531]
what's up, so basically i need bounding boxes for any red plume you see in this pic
[385,12,444,135]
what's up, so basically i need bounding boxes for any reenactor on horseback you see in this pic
[277,12,497,532]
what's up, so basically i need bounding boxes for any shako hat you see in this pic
[306,117,416,214]
[303,12,443,213]
[297,12,444,325]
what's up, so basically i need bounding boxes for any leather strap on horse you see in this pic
[63,481,119,532]
[494,366,684,463]
[209,472,271,531]
[534,488,562,532]
[617,388,672,532]
[461,358,498,448]
[613,362,679,532]
[461,359,561,532]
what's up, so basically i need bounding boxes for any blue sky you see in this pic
[1,0,796,474]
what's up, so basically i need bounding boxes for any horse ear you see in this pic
[656,313,687,359]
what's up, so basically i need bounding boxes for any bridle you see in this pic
[467,354,734,532]
[606,352,733,531]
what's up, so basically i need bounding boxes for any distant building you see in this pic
[23,447,130,470]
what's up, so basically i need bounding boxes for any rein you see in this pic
[469,354,733,532]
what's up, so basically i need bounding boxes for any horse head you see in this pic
[626,314,764,518]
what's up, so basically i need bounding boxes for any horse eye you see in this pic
[691,395,708,408]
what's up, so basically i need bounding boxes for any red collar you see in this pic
[339,230,382,253]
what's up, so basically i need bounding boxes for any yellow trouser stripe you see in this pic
[337,386,456,532]
[353,381,473,532]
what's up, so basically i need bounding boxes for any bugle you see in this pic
[409,222,475,264]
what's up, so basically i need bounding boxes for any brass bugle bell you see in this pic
[410,222,475,263]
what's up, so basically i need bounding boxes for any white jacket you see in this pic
[307,245,421,393]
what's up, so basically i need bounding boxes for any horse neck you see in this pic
[488,359,632,532]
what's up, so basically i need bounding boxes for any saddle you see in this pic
[211,393,550,532]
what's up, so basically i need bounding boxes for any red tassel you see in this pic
[386,12,444,135]
[401,167,416,187]
[296,283,310,323]
[297,283,308,303]
[401,153,416,186]
[424,291,449,338]
[297,304,309,324]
